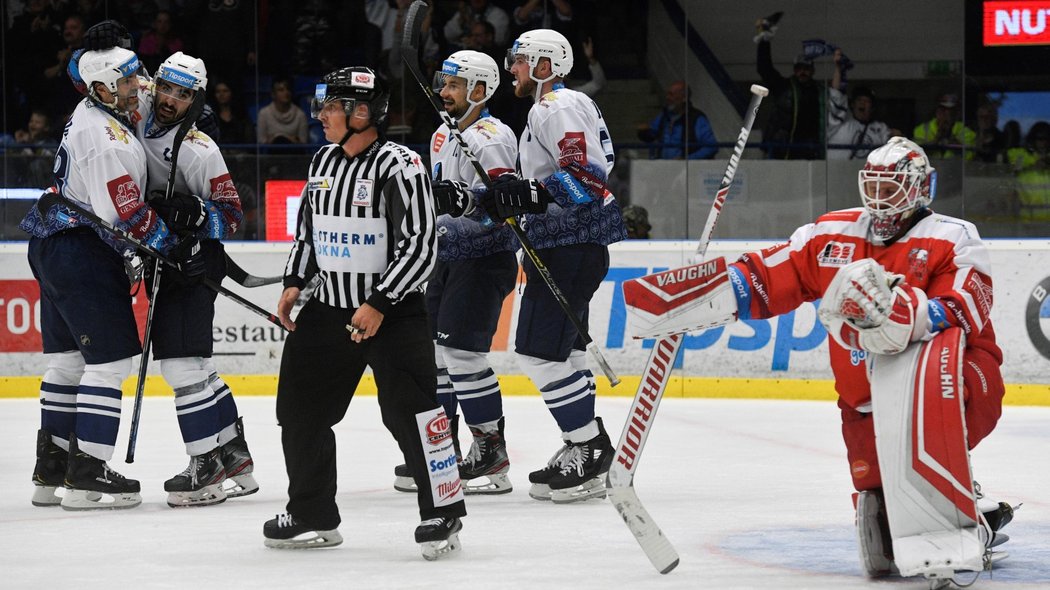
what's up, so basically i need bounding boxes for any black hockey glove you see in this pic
[432,180,474,218]
[195,104,221,140]
[83,20,133,51]
[170,237,207,284]
[489,175,551,219]
[149,190,208,234]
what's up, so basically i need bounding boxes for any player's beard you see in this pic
[445,100,467,120]
[514,78,536,99]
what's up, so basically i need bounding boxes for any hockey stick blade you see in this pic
[224,253,282,287]
[399,0,619,386]
[607,484,680,574]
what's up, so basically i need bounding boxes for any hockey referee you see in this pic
[263,66,467,560]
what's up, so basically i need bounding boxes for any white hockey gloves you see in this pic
[818,259,929,355]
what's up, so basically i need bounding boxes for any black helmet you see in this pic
[312,66,389,128]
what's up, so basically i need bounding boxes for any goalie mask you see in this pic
[79,46,141,113]
[858,137,936,241]
[433,50,499,121]
[154,51,208,125]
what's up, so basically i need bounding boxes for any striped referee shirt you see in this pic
[284,139,437,313]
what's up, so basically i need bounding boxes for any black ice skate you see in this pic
[527,440,571,501]
[976,480,1017,549]
[220,417,259,497]
[415,517,463,561]
[164,448,227,508]
[263,513,343,549]
[393,414,461,493]
[61,436,141,511]
[32,429,68,507]
[459,417,511,495]
[547,417,614,504]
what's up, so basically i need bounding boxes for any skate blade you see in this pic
[223,474,259,498]
[464,473,513,495]
[528,483,553,501]
[551,477,608,504]
[393,476,417,493]
[988,533,1009,548]
[167,484,227,508]
[61,489,139,511]
[264,529,343,549]
[420,532,461,561]
[31,485,62,507]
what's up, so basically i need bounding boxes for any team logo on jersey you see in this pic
[907,248,929,282]
[472,120,498,139]
[210,173,237,201]
[557,132,587,167]
[817,241,856,267]
[107,175,141,219]
[186,128,210,146]
[433,132,446,152]
[352,179,374,207]
[307,176,334,191]
[104,120,130,144]
[966,271,993,317]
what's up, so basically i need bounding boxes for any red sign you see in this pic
[983,1,1050,46]
[0,280,150,352]
[264,180,307,241]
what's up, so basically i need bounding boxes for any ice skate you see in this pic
[415,517,462,561]
[61,436,141,511]
[393,414,460,493]
[459,417,511,495]
[164,448,227,508]
[548,417,614,504]
[855,490,898,577]
[220,417,259,497]
[32,429,68,507]
[263,513,343,549]
[528,440,571,501]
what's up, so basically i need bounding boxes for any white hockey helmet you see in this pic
[858,136,937,240]
[156,51,208,93]
[434,50,500,103]
[505,29,573,80]
[79,46,140,95]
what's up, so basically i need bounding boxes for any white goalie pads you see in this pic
[622,257,738,339]
[869,327,985,580]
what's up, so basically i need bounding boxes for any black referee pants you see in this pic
[276,293,466,530]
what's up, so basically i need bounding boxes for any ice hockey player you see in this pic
[137,51,256,508]
[20,46,195,510]
[623,137,1013,583]
[265,66,465,560]
[481,29,626,503]
[393,50,519,496]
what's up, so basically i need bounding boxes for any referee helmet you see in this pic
[312,66,389,128]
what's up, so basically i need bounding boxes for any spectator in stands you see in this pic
[257,77,308,145]
[1006,121,1050,221]
[512,0,572,34]
[39,13,85,124]
[211,79,255,146]
[12,109,56,187]
[137,10,184,73]
[637,80,717,160]
[621,205,651,239]
[913,93,975,160]
[567,36,605,97]
[13,109,55,149]
[974,102,1006,163]
[1003,120,1022,153]
[754,14,824,159]
[444,0,510,49]
[826,48,893,160]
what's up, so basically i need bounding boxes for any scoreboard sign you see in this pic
[984,1,1050,45]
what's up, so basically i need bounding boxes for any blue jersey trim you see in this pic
[728,265,751,320]
[928,299,950,333]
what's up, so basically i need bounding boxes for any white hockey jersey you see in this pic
[428,113,518,260]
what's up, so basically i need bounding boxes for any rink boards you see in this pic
[1,240,1048,404]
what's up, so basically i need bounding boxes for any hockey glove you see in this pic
[170,237,207,284]
[432,179,475,218]
[149,190,208,234]
[83,19,134,51]
[486,175,552,219]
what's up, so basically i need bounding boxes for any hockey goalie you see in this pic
[623,137,1014,586]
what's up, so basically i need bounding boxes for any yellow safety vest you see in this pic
[912,120,976,160]
[1007,147,1050,221]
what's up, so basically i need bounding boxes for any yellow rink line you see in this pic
[1,375,1047,406]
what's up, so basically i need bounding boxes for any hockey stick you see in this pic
[605,84,768,574]
[126,91,206,462]
[224,253,282,287]
[400,0,619,385]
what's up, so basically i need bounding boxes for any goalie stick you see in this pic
[399,0,618,386]
[606,84,769,574]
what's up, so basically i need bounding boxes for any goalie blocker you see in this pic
[622,257,744,339]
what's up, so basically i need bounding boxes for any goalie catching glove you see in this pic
[432,180,475,218]
[149,190,207,234]
[479,174,551,221]
[818,258,929,355]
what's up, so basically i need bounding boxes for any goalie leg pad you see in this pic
[869,328,985,578]
[622,257,738,339]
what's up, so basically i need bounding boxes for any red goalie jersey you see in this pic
[730,206,1003,415]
